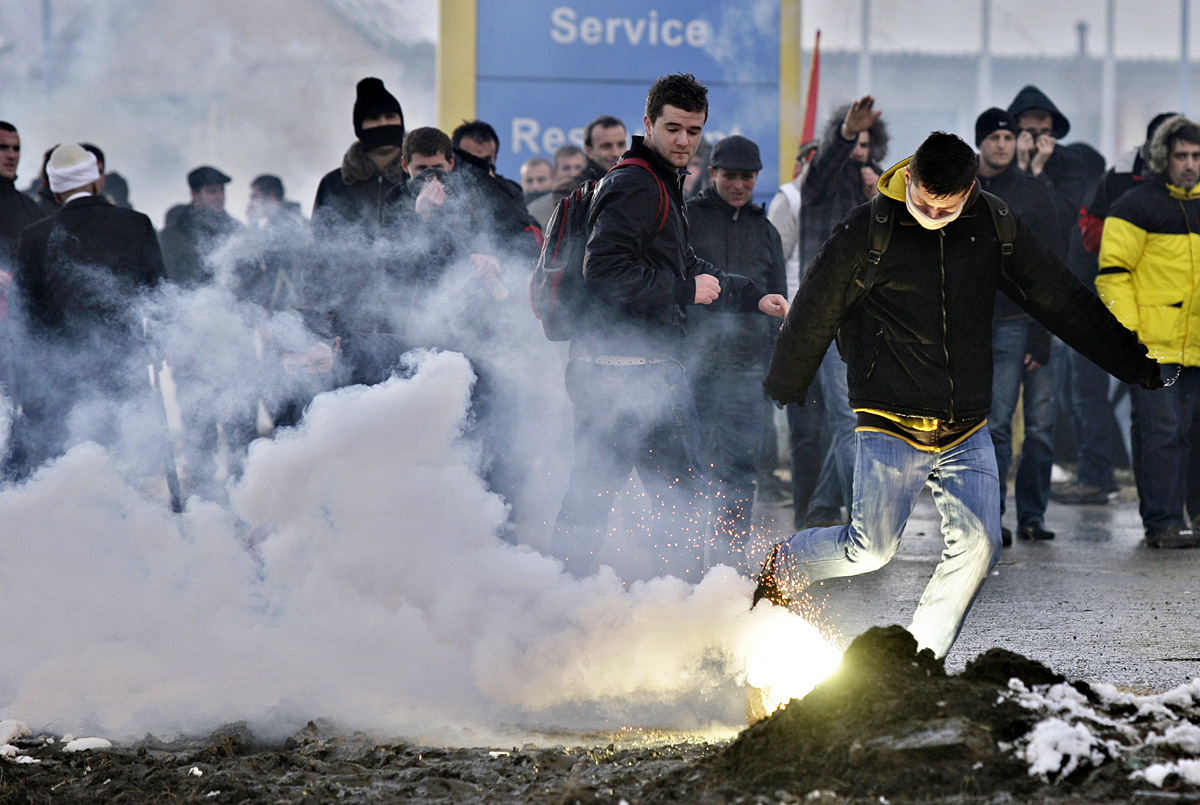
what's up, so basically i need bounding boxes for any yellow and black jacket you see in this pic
[1097,178,1200,367]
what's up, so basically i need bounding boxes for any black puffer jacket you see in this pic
[159,203,241,286]
[577,136,765,360]
[683,188,786,375]
[764,158,1156,421]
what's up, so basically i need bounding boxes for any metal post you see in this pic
[857,0,871,95]
[1182,0,1191,115]
[41,0,53,92]
[1100,0,1116,161]
[976,0,992,111]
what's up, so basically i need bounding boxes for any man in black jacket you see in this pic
[159,165,240,286]
[756,132,1161,659]
[683,134,787,568]
[14,143,166,469]
[312,77,407,238]
[975,108,1065,545]
[549,74,789,580]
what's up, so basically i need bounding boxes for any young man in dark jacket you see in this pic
[159,165,240,286]
[974,107,1065,545]
[550,74,789,580]
[683,134,787,568]
[312,77,407,238]
[756,132,1161,659]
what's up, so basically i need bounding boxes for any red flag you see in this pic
[798,29,821,170]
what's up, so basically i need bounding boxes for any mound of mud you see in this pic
[650,625,1200,804]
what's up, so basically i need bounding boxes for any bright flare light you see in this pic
[740,605,844,722]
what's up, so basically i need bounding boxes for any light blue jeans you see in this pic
[775,426,1002,658]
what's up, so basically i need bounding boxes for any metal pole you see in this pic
[1182,0,1191,116]
[976,0,992,111]
[857,0,871,95]
[1100,0,1116,161]
[41,0,53,92]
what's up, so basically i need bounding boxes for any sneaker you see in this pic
[1145,524,1200,549]
[751,543,790,609]
[1050,482,1113,505]
[1019,523,1055,541]
[1001,527,1012,547]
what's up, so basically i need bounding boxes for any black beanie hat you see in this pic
[975,107,1017,146]
[353,77,403,139]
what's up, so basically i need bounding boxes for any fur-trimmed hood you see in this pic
[340,140,407,185]
[825,103,889,166]
[1147,114,1200,176]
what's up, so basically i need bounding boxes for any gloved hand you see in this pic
[1136,360,1165,390]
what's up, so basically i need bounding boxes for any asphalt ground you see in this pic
[767,485,1200,691]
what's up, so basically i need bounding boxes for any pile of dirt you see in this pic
[647,625,1199,804]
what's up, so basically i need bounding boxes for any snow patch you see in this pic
[62,737,113,753]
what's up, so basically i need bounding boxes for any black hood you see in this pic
[1007,85,1070,139]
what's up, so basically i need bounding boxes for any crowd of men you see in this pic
[0,72,1198,654]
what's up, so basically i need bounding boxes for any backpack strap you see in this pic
[612,157,669,232]
[862,192,893,292]
[983,191,1017,260]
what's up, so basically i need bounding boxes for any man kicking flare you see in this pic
[755,131,1162,659]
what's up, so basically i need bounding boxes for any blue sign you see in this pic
[473,1,782,196]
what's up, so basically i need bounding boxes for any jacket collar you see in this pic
[628,135,686,185]
[341,140,406,186]
[1166,181,1200,201]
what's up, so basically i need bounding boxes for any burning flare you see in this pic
[740,605,843,724]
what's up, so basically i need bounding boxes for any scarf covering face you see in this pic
[359,124,406,154]
[904,177,967,230]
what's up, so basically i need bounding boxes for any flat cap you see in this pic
[187,165,231,190]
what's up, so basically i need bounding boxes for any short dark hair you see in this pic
[1167,122,1200,153]
[584,115,625,147]
[81,142,105,172]
[552,144,585,170]
[251,174,285,200]
[908,131,979,198]
[645,73,708,124]
[0,121,16,134]
[451,119,499,150]
[403,127,454,164]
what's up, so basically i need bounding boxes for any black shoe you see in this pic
[1001,527,1012,547]
[1050,482,1112,505]
[1146,524,1200,549]
[751,543,789,609]
[1019,524,1055,541]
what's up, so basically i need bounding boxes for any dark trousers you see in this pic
[1130,365,1200,535]
[551,359,709,579]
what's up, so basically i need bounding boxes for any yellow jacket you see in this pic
[1097,180,1200,366]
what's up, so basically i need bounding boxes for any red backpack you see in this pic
[529,158,667,341]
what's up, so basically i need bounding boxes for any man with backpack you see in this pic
[545,73,789,580]
[756,131,1162,659]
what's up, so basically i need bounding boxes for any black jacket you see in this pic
[159,203,240,286]
[1,177,42,264]
[17,194,164,338]
[312,141,407,238]
[764,161,1156,422]
[578,135,765,360]
[683,189,786,375]
[978,161,1065,365]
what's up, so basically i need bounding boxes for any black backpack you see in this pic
[860,190,1017,295]
[529,158,668,341]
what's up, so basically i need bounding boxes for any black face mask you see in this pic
[359,124,405,153]
[410,166,452,195]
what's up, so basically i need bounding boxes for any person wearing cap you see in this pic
[682,134,787,568]
[12,143,165,471]
[159,165,240,286]
[974,107,1066,545]
[312,77,406,237]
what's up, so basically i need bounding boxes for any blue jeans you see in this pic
[551,358,710,578]
[806,345,856,522]
[990,319,1056,527]
[774,426,1002,659]
[1130,365,1200,535]
[690,368,767,549]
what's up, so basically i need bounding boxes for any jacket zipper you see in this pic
[940,230,954,420]
[376,175,384,227]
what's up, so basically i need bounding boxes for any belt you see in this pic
[574,355,669,366]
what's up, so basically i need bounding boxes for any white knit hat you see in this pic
[47,143,101,193]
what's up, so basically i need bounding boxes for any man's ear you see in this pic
[447,156,455,171]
